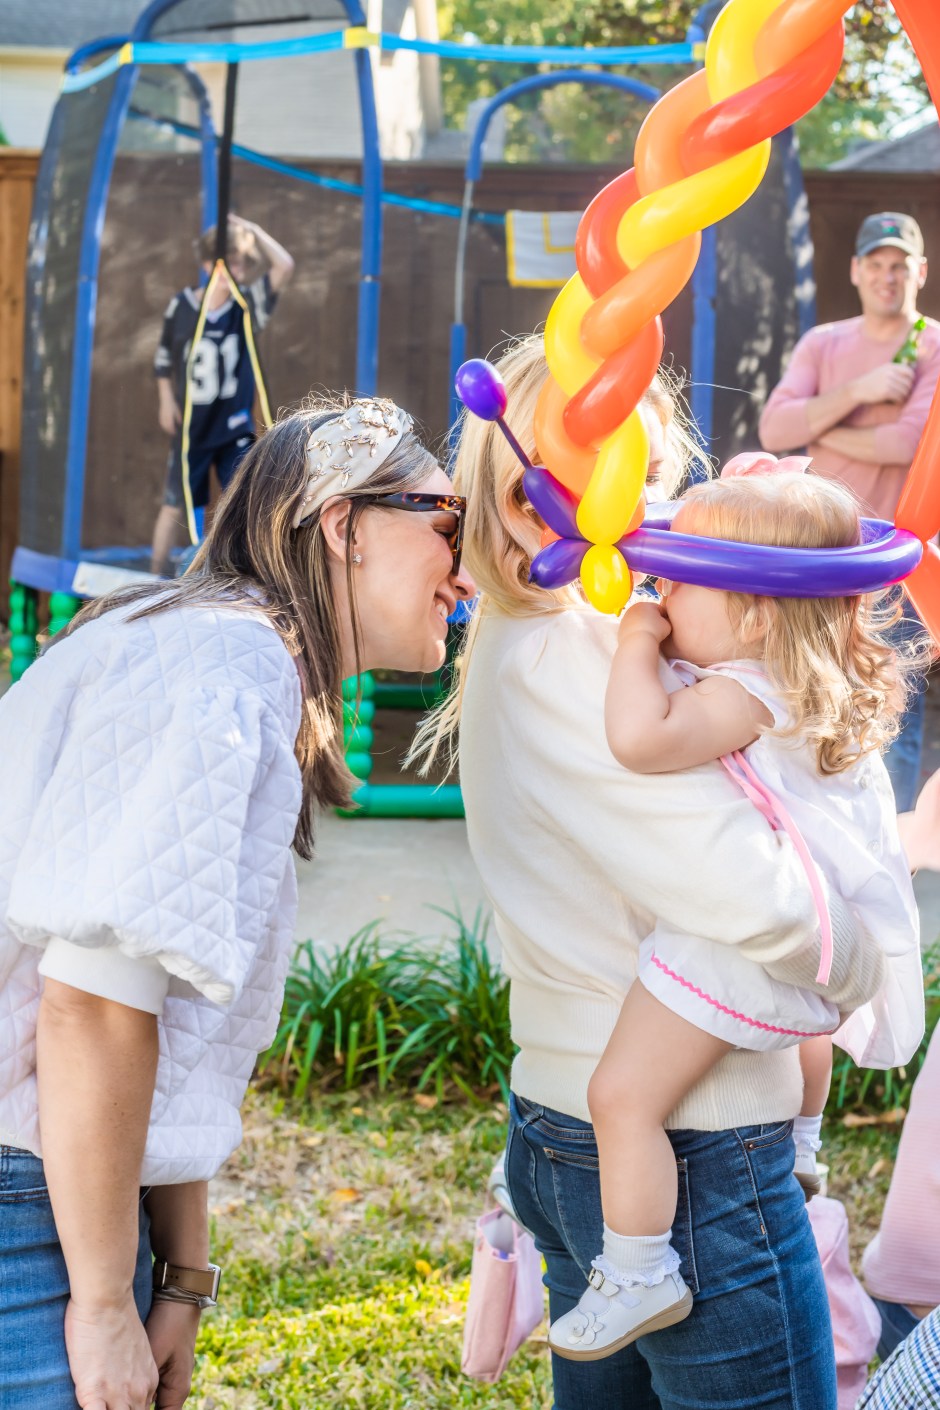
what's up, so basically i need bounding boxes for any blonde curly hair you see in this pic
[674,471,925,774]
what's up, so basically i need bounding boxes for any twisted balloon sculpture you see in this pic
[537,0,848,614]
[458,0,940,634]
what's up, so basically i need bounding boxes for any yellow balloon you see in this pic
[581,544,633,616]
[576,411,649,545]
[618,144,769,269]
[707,0,784,101]
[544,274,600,399]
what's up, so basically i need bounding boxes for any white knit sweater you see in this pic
[459,603,886,1130]
[0,602,302,1183]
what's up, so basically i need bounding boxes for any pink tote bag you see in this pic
[461,1207,545,1382]
[808,1196,882,1409]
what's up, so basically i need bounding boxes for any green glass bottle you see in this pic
[894,316,927,365]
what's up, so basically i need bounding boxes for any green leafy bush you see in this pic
[827,943,940,1115]
[260,912,512,1102]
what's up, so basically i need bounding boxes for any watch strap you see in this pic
[152,1260,221,1305]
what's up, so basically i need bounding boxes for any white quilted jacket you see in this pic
[0,601,303,1184]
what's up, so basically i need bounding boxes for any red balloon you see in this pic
[903,542,940,642]
[576,169,638,300]
[682,23,844,173]
[563,317,664,449]
[890,0,940,548]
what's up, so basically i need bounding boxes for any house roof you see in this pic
[828,119,940,173]
[0,0,148,49]
[0,1,353,50]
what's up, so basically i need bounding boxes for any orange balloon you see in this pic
[533,376,598,497]
[903,542,940,642]
[540,526,561,549]
[581,236,700,361]
[626,496,646,535]
[634,71,709,194]
[755,0,850,76]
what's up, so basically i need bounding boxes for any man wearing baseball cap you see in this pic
[760,212,939,810]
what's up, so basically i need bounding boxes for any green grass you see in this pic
[195,922,930,1405]
[259,913,512,1104]
[827,942,940,1115]
[190,1085,901,1409]
[192,1087,551,1408]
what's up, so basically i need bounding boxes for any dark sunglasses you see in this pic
[358,491,466,575]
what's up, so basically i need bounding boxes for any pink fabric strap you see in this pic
[720,750,833,986]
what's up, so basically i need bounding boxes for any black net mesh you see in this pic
[82,65,207,564]
[19,75,122,559]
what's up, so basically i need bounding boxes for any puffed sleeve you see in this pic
[7,686,301,1006]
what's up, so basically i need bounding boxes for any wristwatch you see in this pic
[152,1260,222,1309]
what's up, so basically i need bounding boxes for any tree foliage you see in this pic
[438,1,932,169]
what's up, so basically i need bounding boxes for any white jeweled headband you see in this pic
[292,398,414,528]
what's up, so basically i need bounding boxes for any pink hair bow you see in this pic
[720,452,813,480]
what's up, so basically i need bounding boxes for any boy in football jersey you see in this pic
[151,214,294,575]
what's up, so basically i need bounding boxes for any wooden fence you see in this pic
[2,147,940,621]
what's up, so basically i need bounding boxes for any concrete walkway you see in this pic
[294,813,489,949]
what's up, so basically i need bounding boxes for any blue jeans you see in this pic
[884,603,928,813]
[0,1147,153,1410]
[871,1296,921,1363]
[505,1094,836,1410]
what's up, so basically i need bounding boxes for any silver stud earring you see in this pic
[352,553,362,565]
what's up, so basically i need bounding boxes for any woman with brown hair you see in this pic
[0,396,473,1410]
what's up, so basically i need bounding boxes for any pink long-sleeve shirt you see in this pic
[862,1022,940,1308]
[759,316,940,521]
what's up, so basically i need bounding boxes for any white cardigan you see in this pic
[0,602,302,1184]
[459,602,887,1130]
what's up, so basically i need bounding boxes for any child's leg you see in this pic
[547,987,729,1360]
[793,1035,832,1198]
[798,1033,833,1118]
[588,984,731,1242]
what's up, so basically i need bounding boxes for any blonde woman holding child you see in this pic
[417,336,935,1410]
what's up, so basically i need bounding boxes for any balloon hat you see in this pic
[456,0,940,635]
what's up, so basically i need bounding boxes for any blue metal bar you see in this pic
[448,323,467,431]
[376,36,699,66]
[134,34,348,63]
[344,0,382,397]
[65,36,130,73]
[62,54,125,92]
[689,222,717,460]
[65,32,702,89]
[465,70,660,181]
[127,110,504,222]
[61,65,138,558]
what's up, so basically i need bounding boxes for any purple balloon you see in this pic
[523,465,581,539]
[455,359,507,421]
[530,537,587,589]
[615,518,922,597]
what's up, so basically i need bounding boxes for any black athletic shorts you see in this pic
[163,435,253,510]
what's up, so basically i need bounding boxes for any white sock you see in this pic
[793,1114,823,1151]
[599,1226,679,1288]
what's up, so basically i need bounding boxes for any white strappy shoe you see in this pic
[548,1263,693,1361]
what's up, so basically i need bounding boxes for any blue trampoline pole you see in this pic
[345,2,383,397]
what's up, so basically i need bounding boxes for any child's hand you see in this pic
[618,601,671,646]
[158,397,182,437]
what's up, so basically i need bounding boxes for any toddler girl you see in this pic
[548,454,926,1361]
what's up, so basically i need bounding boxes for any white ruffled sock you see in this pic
[598,1226,679,1289]
[793,1114,823,1151]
